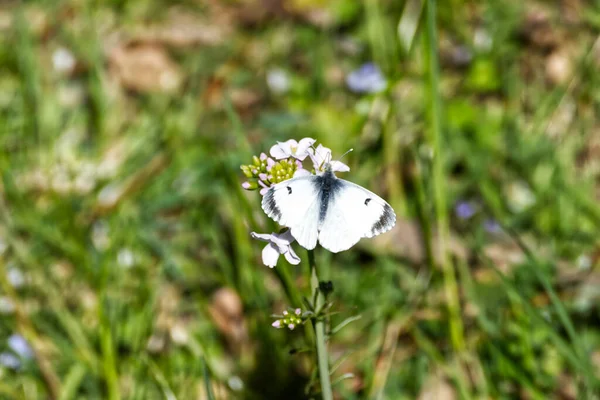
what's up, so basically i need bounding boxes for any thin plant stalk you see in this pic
[423,0,465,351]
[308,251,333,400]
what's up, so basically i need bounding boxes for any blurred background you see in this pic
[1,0,600,399]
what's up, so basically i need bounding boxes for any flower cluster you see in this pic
[241,138,350,269]
[272,308,304,330]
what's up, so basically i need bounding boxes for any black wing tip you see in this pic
[261,187,282,221]
[371,203,396,236]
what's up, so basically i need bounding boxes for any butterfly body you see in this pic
[262,164,395,253]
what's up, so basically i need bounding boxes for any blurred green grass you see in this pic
[1,0,600,399]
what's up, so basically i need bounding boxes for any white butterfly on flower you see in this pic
[261,145,396,253]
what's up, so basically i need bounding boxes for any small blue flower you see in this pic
[455,201,476,220]
[8,334,33,359]
[483,219,501,234]
[0,352,20,369]
[346,63,387,94]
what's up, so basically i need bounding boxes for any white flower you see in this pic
[266,68,290,94]
[251,230,301,268]
[270,138,316,161]
[52,47,76,74]
[307,144,350,174]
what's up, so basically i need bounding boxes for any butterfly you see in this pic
[262,162,396,253]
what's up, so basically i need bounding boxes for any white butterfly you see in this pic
[262,162,396,253]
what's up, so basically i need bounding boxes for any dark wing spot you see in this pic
[262,188,282,220]
[371,203,395,235]
[287,186,292,194]
[364,198,372,206]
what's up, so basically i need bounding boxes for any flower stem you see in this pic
[424,0,465,351]
[308,251,333,400]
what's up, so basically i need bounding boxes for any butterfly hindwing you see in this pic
[262,176,321,250]
[317,179,396,253]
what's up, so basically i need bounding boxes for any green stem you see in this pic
[308,251,333,400]
[424,0,465,351]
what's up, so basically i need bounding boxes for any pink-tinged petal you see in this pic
[283,246,301,265]
[330,161,350,172]
[288,324,295,330]
[295,308,301,315]
[306,149,320,170]
[294,138,316,160]
[293,169,311,178]
[242,182,251,189]
[262,243,280,268]
[266,158,276,170]
[272,320,282,328]
[260,152,268,160]
[259,187,269,196]
[259,173,268,181]
[270,140,296,159]
[269,144,289,159]
[310,144,332,170]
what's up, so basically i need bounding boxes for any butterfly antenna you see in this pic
[339,148,353,161]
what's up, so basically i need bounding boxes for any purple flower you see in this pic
[250,230,301,268]
[483,219,501,234]
[346,63,387,94]
[455,201,476,220]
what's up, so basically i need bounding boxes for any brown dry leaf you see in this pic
[561,0,584,25]
[132,9,233,48]
[556,374,577,400]
[369,218,424,262]
[233,0,287,26]
[482,242,525,275]
[229,88,263,115]
[108,43,182,93]
[207,288,248,352]
[520,7,560,50]
[418,369,456,400]
[370,218,468,265]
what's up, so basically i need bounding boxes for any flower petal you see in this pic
[294,138,316,160]
[308,144,333,171]
[251,232,272,242]
[283,246,301,265]
[270,140,296,159]
[269,231,294,249]
[261,243,280,268]
[330,161,350,172]
[278,230,296,244]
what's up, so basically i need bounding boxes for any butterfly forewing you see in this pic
[317,179,396,253]
[262,176,321,249]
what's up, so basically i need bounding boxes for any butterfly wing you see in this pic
[317,179,395,253]
[262,176,321,250]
